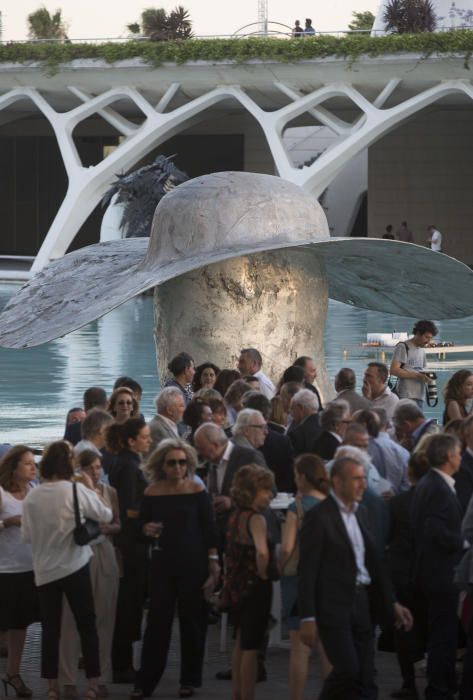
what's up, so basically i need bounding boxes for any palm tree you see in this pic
[127,6,193,41]
[384,0,437,33]
[166,6,192,39]
[27,6,68,41]
[348,10,375,31]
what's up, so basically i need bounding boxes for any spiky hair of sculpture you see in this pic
[102,155,189,238]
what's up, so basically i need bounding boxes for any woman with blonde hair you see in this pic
[279,454,331,700]
[0,446,39,698]
[131,439,218,700]
[222,463,275,700]
[108,388,139,425]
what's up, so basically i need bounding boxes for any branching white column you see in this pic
[2,74,473,271]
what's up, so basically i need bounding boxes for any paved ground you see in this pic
[3,621,427,699]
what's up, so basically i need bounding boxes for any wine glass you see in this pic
[151,522,164,551]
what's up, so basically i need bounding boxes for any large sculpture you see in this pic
[1,171,473,399]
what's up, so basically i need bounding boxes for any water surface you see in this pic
[2,283,473,447]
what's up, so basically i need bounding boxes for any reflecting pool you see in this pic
[2,283,473,448]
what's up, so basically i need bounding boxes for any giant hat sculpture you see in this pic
[1,171,473,398]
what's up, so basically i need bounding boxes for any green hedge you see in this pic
[2,31,473,73]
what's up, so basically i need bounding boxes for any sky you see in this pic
[1,0,381,41]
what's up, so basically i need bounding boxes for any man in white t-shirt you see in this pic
[390,320,438,408]
[427,225,442,252]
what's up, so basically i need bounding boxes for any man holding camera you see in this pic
[390,320,438,408]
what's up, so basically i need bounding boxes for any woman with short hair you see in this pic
[223,463,275,700]
[182,399,213,445]
[192,362,220,393]
[0,445,39,698]
[164,353,195,406]
[22,441,113,700]
[131,439,218,699]
[108,388,139,425]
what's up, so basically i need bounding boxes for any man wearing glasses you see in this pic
[231,409,269,456]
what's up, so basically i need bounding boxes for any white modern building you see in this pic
[1,47,473,278]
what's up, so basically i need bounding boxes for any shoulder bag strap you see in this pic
[72,481,81,528]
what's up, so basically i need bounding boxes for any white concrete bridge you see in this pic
[1,50,473,277]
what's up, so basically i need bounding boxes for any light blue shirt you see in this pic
[370,432,410,494]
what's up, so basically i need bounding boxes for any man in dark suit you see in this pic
[287,388,322,456]
[298,455,412,699]
[455,414,473,513]
[293,355,324,409]
[411,434,464,700]
[312,399,350,460]
[193,422,261,544]
[242,392,295,492]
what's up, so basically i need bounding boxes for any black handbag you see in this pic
[72,481,101,546]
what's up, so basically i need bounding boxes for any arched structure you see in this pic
[1,54,473,271]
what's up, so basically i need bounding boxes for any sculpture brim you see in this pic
[0,236,472,349]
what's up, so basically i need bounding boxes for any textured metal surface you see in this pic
[154,249,331,399]
[0,171,473,351]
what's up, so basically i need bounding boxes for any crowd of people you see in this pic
[1,325,473,700]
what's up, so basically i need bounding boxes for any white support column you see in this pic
[2,74,473,273]
[30,86,245,271]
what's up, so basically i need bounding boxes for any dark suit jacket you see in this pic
[212,444,262,541]
[387,488,415,589]
[411,469,463,593]
[220,444,265,496]
[312,431,341,461]
[304,381,323,410]
[455,450,473,514]
[287,413,322,457]
[108,449,147,557]
[298,495,395,626]
[259,428,295,493]
[64,420,82,446]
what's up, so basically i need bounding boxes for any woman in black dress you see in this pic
[131,438,219,699]
[106,418,151,684]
